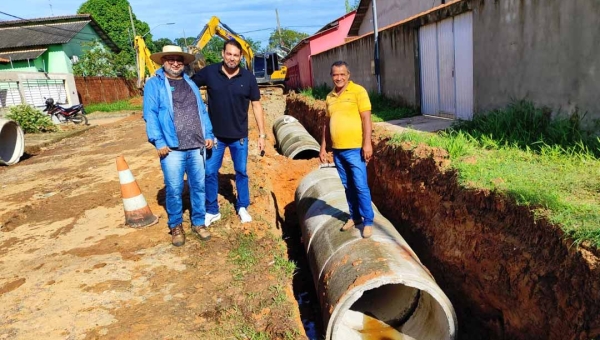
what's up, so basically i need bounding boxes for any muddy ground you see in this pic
[0,92,320,339]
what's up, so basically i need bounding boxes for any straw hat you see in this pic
[150,45,195,65]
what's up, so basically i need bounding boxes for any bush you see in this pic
[6,105,57,133]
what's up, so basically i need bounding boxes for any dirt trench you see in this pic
[285,93,600,340]
[2,89,599,340]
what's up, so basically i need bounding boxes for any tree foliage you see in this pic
[268,28,308,51]
[206,36,263,65]
[345,0,360,13]
[77,0,153,76]
[152,38,174,53]
[73,40,135,78]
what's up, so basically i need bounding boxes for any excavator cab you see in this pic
[253,52,285,85]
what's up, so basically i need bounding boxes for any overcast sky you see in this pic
[1,0,348,48]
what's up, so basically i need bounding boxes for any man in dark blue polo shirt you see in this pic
[192,40,266,225]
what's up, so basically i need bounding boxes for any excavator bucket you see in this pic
[189,50,207,74]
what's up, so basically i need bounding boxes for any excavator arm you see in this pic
[134,36,161,89]
[189,16,287,86]
[190,16,254,71]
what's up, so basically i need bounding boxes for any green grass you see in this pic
[271,253,296,277]
[389,101,600,248]
[299,83,331,100]
[222,232,301,338]
[369,91,418,122]
[85,98,142,113]
[229,233,259,281]
[299,85,418,122]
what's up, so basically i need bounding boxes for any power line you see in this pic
[237,25,324,34]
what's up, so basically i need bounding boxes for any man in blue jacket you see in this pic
[143,45,214,247]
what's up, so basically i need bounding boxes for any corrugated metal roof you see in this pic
[348,0,371,36]
[282,11,356,62]
[0,14,119,53]
[0,22,88,49]
[0,48,48,61]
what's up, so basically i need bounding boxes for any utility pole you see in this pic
[372,0,381,94]
[129,6,139,83]
[128,6,137,37]
[182,29,187,51]
[275,9,284,49]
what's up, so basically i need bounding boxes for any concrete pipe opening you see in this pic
[0,118,25,166]
[273,115,320,160]
[296,167,457,340]
[330,279,455,340]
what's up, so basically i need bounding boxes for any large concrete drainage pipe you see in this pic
[273,115,320,159]
[295,167,457,340]
[0,118,25,166]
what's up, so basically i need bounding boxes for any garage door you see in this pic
[22,79,67,108]
[419,11,473,120]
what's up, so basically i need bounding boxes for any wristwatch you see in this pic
[258,134,267,139]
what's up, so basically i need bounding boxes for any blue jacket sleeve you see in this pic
[199,94,214,140]
[142,78,167,149]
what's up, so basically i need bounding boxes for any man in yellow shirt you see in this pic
[319,61,374,238]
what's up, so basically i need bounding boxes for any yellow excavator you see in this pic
[134,16,287,90]
[134,36,160,89]
[189,16,287,86]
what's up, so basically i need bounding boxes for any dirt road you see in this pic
[0,93,318,339]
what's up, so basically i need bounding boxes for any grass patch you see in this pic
[369,92,418,122]
[222,231,301,339]
[299,83,331,100]
[85,98,142,114]
[229,232,259,281]
[389,101,600,248]
[299,85,418,122]
[271,253,296,278]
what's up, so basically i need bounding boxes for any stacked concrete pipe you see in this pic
[273,115,320,159]
[0,118,24,166]
[295,167,457,340]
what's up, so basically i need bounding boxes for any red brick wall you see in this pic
[75,77,140,105]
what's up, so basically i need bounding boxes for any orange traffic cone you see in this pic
[116,155,159,228]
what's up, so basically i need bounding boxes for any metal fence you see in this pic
[0,72,74,112]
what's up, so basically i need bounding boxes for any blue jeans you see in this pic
[205,137,249,213]
[160,148,206,228]
[333,148,374,226]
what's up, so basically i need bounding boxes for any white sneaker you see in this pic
[238,207,252,223]
[205,212,221,227]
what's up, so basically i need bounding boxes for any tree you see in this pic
[267,28,308,51]
[175,37,194,49]
[72,40,117,77]
[345,0,360,13]
[152,38,174,53]
[245,37,263,54]
[77,0,154,76]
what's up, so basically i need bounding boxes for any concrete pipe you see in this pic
[295,167,457,340]
[0,118,25,166]
[273,115,320,159]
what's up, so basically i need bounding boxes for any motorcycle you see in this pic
[43,98,88,125]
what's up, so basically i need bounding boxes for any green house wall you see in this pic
[0,23,107,74]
